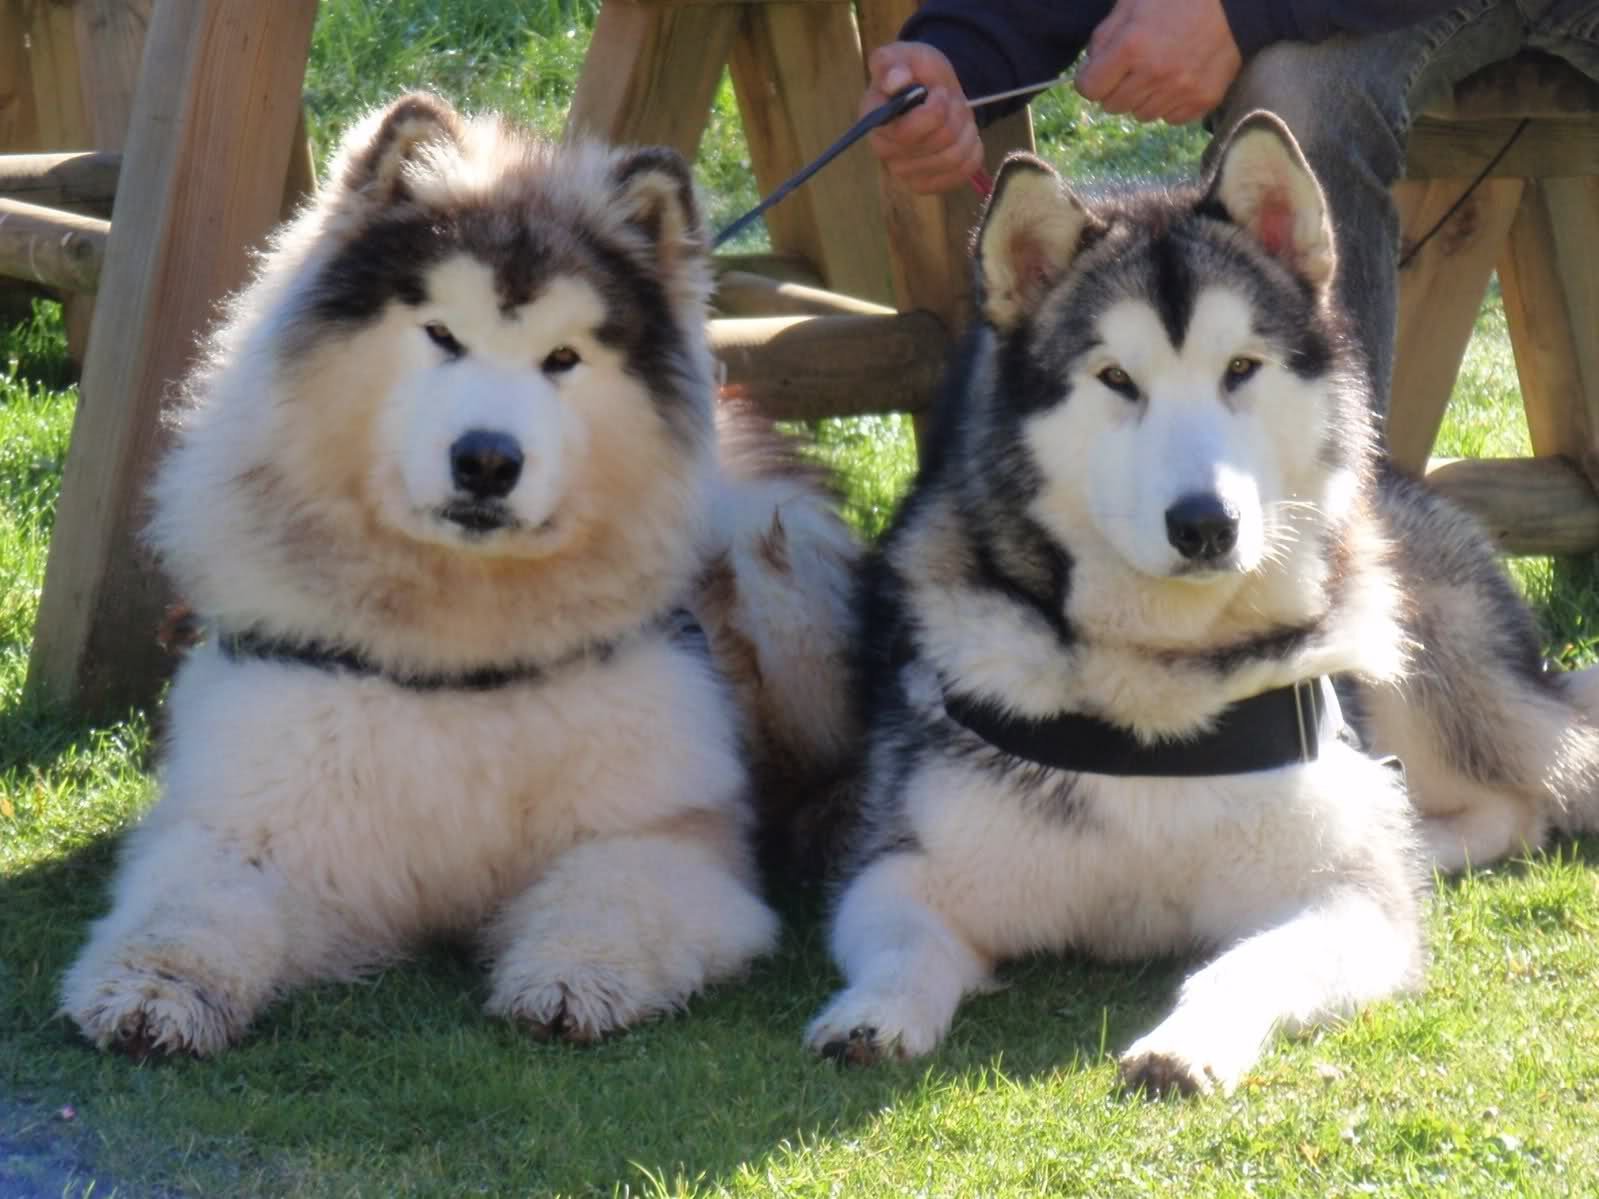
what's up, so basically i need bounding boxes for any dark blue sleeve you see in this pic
[898,0,1111,124]
[1219,0,1463,57]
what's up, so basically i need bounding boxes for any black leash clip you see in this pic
[712,84,929,249]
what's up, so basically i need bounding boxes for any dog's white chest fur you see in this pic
[904,741,1407,961]
[144,635,741,946]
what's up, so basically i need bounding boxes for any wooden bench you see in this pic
[1393,52,1599,555]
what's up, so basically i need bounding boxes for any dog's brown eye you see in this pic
[542,346,581,375]
[1224,356,1261,390]
[1097,365,1138,399]
[424,322,464,358]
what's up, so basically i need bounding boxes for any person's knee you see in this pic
[1213,40,1407,193]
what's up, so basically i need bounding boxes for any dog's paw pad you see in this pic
[1118,1050,1215,1099]
[819,1025,887,1068]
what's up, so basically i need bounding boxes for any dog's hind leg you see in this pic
[1119,885,1422,1096]
[60,822,294,1057]
[804,851,991,1064]
[482,813,778,1041]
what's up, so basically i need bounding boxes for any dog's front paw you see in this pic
[65,963,244,1059]
[487,962,673,1044]
[804,985,951,1065]
[1118,1044,1218,1098]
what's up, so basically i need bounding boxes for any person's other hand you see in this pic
[1075,0,1242,124]
[862,41,983,194]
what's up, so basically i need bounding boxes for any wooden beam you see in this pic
[711,311,947,419]
[712,251,824,287]
[1405,116,1599,179]
[728,3,894,304]
[0,151,118,216]
[1425,455,1599,556]
[714,270,896,317]
[0,197,108,292]
[281,106,317,222]
[566,1,740,158]
[1387,176,1523,471]
[28,0,320,716]
[73,0,153,152]
[24,0,89,152]
[1498,177,1599,461]
[0,2,41,151]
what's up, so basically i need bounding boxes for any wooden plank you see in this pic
[0,197,108,291]
[712,251,824,286]
[714,270,896,316]
[73,0,152,152]
[25,0,89,152]
[1537,175,1599,452]
[0,150,118,216]
[1405,116,1599,179]
[1497,178,1599,460]
[1386,176,1523,471]
[1425,455,1599,556]
[281,105,317,222]
[711,311,947,419]
[728,3,893,304]
[566,1,740,158]
[858,0,963,324]
[0,2,41,151]
[27,0,320,716]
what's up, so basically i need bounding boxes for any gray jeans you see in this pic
[1207,1,1599,416]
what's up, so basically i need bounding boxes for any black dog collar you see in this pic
[216,609,699,694]
[942,676,1336,777]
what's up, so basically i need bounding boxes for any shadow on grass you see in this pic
[1,834,1196,1197]
[0,697,156,780]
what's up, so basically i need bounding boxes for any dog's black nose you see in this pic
[450,430,523,499]
[1165,494,1239,562]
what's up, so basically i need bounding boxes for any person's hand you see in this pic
[861,41,983,194]
[1075,0,1242,125]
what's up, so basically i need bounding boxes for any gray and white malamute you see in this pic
[62,94,859,1056]
[806,113,1599,1094]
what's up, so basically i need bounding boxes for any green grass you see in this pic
[3,3,1598,1196]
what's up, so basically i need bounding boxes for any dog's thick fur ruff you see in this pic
[61,94,858,1057]
[807,113,1599,1095]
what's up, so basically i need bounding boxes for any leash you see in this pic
[710,70,1523,253]
[712,84,929,249]
[711,75,1068,248]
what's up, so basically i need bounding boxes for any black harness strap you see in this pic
[216,608,700,694]
[942,677,1334,777]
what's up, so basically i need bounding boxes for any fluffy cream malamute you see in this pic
[62,94,858,1057]
[806,113,1599,1095]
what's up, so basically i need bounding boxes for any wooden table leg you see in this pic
[27,0,319,717]
[1387,175,1524,472]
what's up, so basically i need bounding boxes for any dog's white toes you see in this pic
[804,987,949,1065]
[488,963,673,1043]
[67,965,243,1058]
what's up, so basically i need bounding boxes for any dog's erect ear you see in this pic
[977,154,1099,330]
[333,93,465,211]
[1205,111,1335,288]
[610,146,707,270]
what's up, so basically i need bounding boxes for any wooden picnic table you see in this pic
[9,1,1599,718]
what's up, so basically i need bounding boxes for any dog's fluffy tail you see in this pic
[1548,666,1599,838]
[693,405,862,879]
